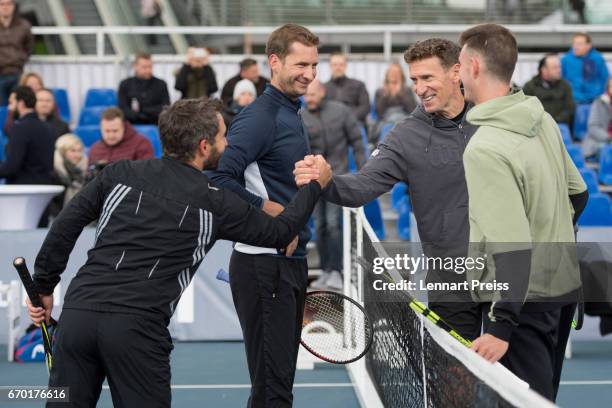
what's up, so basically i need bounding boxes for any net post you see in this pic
[356,208,364,303]
[342,207,352,349]
[342,207,352,299]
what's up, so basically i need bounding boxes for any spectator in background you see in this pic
[301,79,366,290]
[118,53,170,125]
[0,86,54,183]
[372,62,417,142]
[141,0,161,45]
[223,78,256,127]
[2,90,17,134]
[52,133,87,213]
[220,58,269,106]
[523,54,575,126]
[174,47,218,99]
[582,77,612,160]
[3,71,45,133]
[325,52,370,126]
[570,0,586,24]
[19,71,43,92]
[89,107,154,167]
[561,33,609,105]
[36,88,70,140]
[0,0,33,106]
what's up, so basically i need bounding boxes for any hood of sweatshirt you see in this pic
[466,91,544,138]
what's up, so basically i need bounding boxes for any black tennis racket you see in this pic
[216,269,373,364]
[13,257,53,373]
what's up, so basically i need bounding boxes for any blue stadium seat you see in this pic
[397,195,411,241]
[599,145,612,185]
[579,168,599,194]
[557,123,572,146]
[78,106,108,126]
[84,88,118,108]
[391,182,408,212]
[51,88,71,123]
[134,125,162,158]
[364,199,385,240]
[0,129,5,162]
[309,217,316,243]
[565,144,585,169]
[369,99,377,121]
[379,123,395,143]
[573,103,591,141]
[360,127,369,156]
[578,193,612,226]
[0,106,8,128]
[74,126,102,147]
[348,147,356,172]
[348,129,370,172]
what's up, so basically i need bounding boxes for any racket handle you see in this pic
[216,268,230,283]
[13,257,43,308]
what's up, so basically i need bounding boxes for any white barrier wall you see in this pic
[27,54,612,126]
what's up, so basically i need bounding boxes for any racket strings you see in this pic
[302,292,371,363]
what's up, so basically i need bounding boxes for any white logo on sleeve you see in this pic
[371,149,380,158]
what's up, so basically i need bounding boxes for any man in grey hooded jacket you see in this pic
[295,38,483,340]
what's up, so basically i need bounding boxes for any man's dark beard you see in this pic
[202,146,221,170]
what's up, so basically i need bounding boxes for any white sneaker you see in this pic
[310,272,330,289]
[325,270,343,292]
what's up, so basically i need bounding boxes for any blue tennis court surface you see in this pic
[1,340,610,407]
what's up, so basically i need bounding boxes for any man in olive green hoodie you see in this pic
[458,24,588,401]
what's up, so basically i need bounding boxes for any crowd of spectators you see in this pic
[0,24,610,232]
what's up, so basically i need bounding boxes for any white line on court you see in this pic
[98,383,355,390]
[559,380,612,386]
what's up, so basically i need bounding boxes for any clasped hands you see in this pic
[293,154,333,188]
[261,155,331,256]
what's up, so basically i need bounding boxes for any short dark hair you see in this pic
[134,52,152,63]
[101,107,124,122]
[158,98,223,162]
[266,23,319,60]
[14,86,36,109]
[573,32,591,43]
[404,38,461,70]
[459,23,517,83]
[538,53,558,74]
[240,58,257,70]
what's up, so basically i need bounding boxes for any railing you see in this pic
[31,24,612,59]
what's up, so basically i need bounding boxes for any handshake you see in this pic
[294,155,333,189]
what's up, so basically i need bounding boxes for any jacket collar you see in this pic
[413,102,472,129]
[264,84,301,112]
[20,112,38,121]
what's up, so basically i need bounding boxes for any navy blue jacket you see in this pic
[209,84,311,257]
[0,112,54,184]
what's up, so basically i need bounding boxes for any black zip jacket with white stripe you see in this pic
[33,157,321,323]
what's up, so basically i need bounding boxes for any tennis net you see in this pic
[343,207,557,408]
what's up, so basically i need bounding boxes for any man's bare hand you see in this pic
[313,155,332,188]
[294,155,320,187]
[282,236,299,257]
[471,333,509,363]
[26,295,53,327]
[263,200,284,217]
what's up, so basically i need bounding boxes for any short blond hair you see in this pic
[55,133,84,156]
